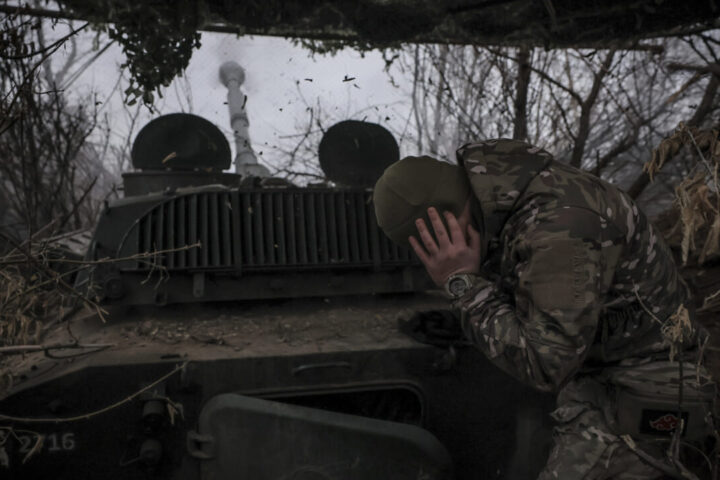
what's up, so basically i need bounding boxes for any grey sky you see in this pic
[61,29,412,174]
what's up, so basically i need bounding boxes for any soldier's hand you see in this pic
[409,207,481,287]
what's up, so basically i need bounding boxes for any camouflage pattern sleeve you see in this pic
[456,207,621,392]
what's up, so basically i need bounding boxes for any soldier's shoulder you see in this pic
[456,139,555,178]
[458,139,552,160]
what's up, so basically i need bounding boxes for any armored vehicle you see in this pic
[0,111,554,479]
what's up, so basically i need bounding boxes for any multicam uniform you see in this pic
[453,139,714,479]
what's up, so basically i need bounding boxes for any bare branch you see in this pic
[666,60,720,76]
[570,49,616,168]
[513,46,531,140]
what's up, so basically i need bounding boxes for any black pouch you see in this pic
[607,360,716,442]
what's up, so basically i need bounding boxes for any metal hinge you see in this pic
[186,430,215,460]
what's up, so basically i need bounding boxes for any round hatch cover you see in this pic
[131,113,231,171]
[319,120,399,187]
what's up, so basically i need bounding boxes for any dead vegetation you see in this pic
[0,236,203,349]
[0,229,93,348]
[0,233,202,400]
[650,123,720,266]
[648,123,720,470]
[647,124,720,320]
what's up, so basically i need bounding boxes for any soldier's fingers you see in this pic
[415,218,439,254]
[427,207,450,248]
[408,235,431,266]
[467,224,481,251]
[444,211,465,245]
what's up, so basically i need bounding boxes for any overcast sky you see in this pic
[58,28,413,174]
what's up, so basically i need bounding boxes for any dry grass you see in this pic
[0,233,200,348]
[0,232,89,348]
[648,125,720,366]
[649,123,720,266]
[639,123,720,479]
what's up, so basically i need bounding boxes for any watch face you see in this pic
[448,277,468,296]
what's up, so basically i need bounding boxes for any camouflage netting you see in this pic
[51,0,720,105]
[650,124,720,412]
[58,0,204,106]
[651,124,720,301]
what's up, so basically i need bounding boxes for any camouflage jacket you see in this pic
[455,139,694,393]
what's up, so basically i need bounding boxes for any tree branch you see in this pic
[512,46,531,140]
[570,49,616,168]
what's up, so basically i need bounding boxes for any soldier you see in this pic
[373,139,715,479]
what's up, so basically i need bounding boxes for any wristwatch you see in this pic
[444,273,479,299]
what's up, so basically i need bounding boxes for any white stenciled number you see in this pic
[61,433,76,451]
[47,433,61,452]
[46,433,76,452]
[17,435,33,454]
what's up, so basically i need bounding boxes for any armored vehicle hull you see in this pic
[1,295,554,479]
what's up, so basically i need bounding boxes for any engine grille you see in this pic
[129,189,414,271]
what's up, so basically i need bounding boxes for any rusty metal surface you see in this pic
[4,293,448,396]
